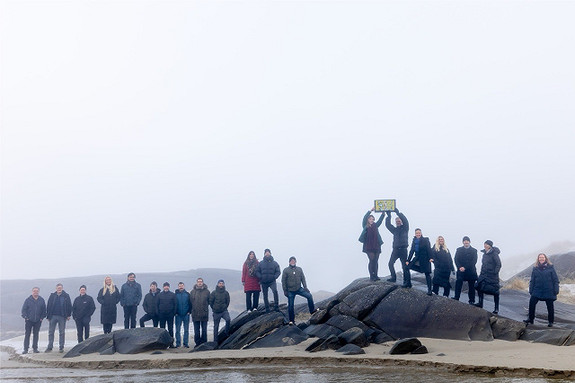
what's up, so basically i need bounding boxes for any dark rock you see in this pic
[297,322,310,331]
[329,283,397,320]
[150,350,163,355]
[490,315,526,341]
[371,330,395,344]
[305,335,341,352]
[99,345,115,355]
[113,328,172,354]
[190,342,217,352]
[389,337,422,355]
[303,324,342,339]
[411,345,428,354]
[245,325,309,349]
[520,328,575,346]
[326,315,369,333]
[336,343,366,355]
[309,308,329,325]
[216,309,266,344]
[436,353,446,356]
[218,311,286,350]
[338,327,370,348]
[64,333,113,358]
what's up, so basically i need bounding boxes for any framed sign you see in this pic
[374,199,396,212]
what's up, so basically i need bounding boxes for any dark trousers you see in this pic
[433,283,451,297]
[388,247,408,283]
[528,296,555,324]
[366,252,380,280]
[123,305,138,329]
[74,316,91,343]
[261,282,279,312]
[24,320,42,352]
[454,278,476,303]
[477,291,500,311]
[213,311,231,343]
[287,288,315,323]
[245,291,260,311]
[139,313,159,327]
[159,314,175,340]
[102,323,113,333]
[47,315,67,350]
[193,320,208,346]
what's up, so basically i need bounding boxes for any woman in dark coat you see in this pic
[474,240,502,314]
[430,236,455,297]
[524,253,560,327]
[97,276,120,334]
[358,208,385,281]
[242,251,261,311]
[405,228,433,294]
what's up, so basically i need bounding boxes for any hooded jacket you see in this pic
[190,284,210,322]
[282,265,308,293]
[255,255,281,284]
[209,285,230,314]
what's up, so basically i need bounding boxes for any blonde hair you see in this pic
[434,236,449,253]
[534,253,552,267]
[102,276,116,295]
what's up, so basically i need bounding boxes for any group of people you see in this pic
[359,208,561,324]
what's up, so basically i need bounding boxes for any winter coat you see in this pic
[46,291,72,320]
[454,245,478,281]
[255,255,281,284]
[190,284,210,322]
[175,289,191,316]
[157,290,177,317]
[407,236,432,274]
[72,294,96,321]
[282,265,308,293]
[476,247,502,295]
[21,295,47,323]
[120,281,142,307]
[242,259,261,292]
[209,286,230,314]
[358,211,385,245]
[97,288,120,325]
[385,212,410,249]
[142,289,161,316]
[529,263,560,300]
[431,246,455,287]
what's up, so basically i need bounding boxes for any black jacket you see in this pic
[142,289,161,316]
[431,246,455,287]
[97,288,120,325]
[256,255,281,284]
[21,295,47,323]
[72,294,96,321]
[385,212,409,249]
[454,246,478,281]
[46,291,72,320]
[529,263,560,300]
[209,286,230,314]
[476,247,502,294]
[157,290,177,317]
[407,236,432,274]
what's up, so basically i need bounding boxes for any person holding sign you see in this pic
[385,209,410,286]
[358,208,385,281]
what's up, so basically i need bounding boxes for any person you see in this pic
[175,282,191,348]
[385,208,410,286]
[453,236,478,304]
[21,287,46,354]
[358,208,385,281]
[45,283,72,353]
[255,249,281,312]
[97,276,121,333]
[72,285,96,343]
[139,281,161,327]
[209,279,231,344]
[190,277,210,347]
[474,240,502,314]
[157,282,177,348]
[281,256,316,325]
[120,272,142,329]
[242,251,261,311]
[430,236,455,297]
[405,228,433,294]
[524,253,560,327]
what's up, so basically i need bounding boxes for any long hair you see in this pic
[434,236,449,253]
[534,253,552,267]
[102,276,116,294]
[245,250,257,262]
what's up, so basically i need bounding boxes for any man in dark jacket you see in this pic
[175,282,191,348]
[453,236,478,304]
[72,285,96,343]
[209,279,230,344]
[157,282,177,347]
[45,283,72,353]
[139,282,160,327]
[120,272,142,329]
[21,287,46,354]
[255,249,281,312]
[190,278,210,347]
[385,209,410,286]
[281,256,316,324]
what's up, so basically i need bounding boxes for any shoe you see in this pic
[169,344,176,349]
[44,348,52,353]
[548,323,553,327]
[492,310,498,315]
[451,297,459,300]
[288,321,294,325]
[22,350,28,355]
[523,319,533,325]
[373,276,380,281]
[427,291,432,296]
[253,308,257,311]
[59,349,64,353]
[387,278,396,283]
[401,284,412,288]
[468,301,475,305]
[473,303,483,308]
[184,345,189,348]
[33,349,39,353]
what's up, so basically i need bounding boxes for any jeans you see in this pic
[47,315,67,350]
[74,316,91,343]
[175,314,190,347]
[528,296,555,323]
[193,320,208,346]
[287,288,315,323]
[388,247,408,283]
[139,313,160,327]
[123,305,138,329]
[245,291,260,311]
[24,320,42,352]
[261,282,279,312]
[213,311,231,344]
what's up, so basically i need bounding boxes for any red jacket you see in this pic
[242,261,261,292]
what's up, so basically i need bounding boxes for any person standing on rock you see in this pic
[21,287,46,354]
[452,236,478,304]
[358,208,385,281]
[72,285,96,343]
[45,283,72,353]
[430,236,455,297]
[474,240,502,314]
[190,277,210,347]
[256,249,281,312]
[282,256,317,325]
[242,250,261,311]
[405,228,433,294]
[209,279,231,344]
[174,282,191,348]
[97,276,121,334]
[157,282,177,348]
[524,253,560,327]
[120,272,142,329]
[139,281,161,327]
[385,208,410,286]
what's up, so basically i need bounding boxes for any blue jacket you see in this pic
[21,295,47,323]
[529,263,560,300]
[120,281,142,307]
[175,289,191,316]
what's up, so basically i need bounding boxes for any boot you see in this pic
[425,274,432,295]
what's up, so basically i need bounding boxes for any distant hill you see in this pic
[509,252,575,281]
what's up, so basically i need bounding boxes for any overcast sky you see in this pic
[1,1,574,292]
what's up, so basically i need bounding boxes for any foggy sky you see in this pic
[1,1,574,292]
